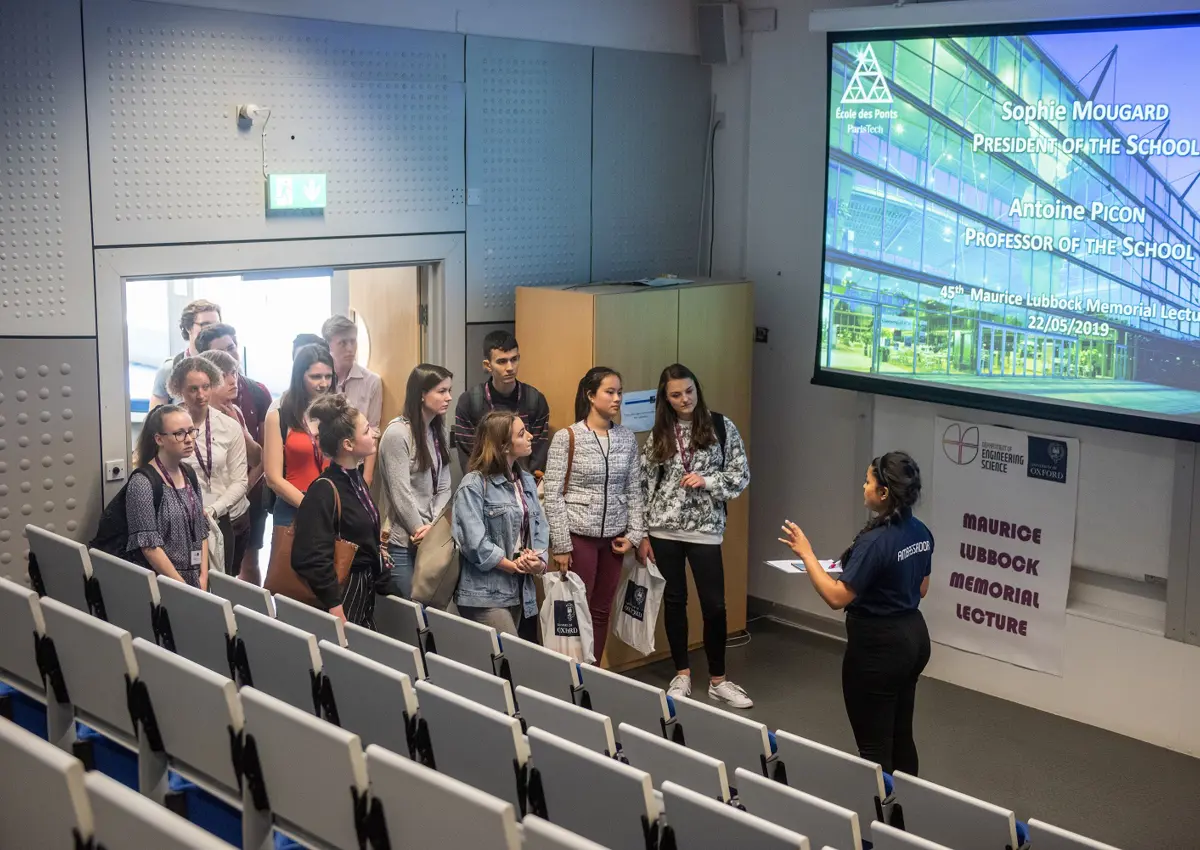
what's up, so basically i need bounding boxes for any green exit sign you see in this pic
[267,173,327,212]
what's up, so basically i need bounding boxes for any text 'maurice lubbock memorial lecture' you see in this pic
[819,24,1200,436]
[928,418,1079,674]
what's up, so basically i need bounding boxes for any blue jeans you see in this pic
[272,498,298,528]
[382,541,417,599]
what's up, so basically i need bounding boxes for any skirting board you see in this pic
[747,596,848,643]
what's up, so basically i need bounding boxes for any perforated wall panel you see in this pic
[0,339,102,585]
[465,37,592,322]
[83,0,465,247]
[591,49,710,282]
[0,0,96,337]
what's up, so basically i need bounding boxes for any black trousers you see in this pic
[217,512,251,576]
[650,536,727,678]
[841,609,931,775]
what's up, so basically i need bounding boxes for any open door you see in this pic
[348,266,424,426]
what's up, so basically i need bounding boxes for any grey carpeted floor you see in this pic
[626,618,1200,850]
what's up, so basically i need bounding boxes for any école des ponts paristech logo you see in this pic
[841,44,893,105]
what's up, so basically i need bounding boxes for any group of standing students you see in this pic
[128,318,935,770]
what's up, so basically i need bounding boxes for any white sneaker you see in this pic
[708,679,753,709]
[667,674,692,699]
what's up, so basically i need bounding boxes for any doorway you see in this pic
[124,265,425,446]
[96,234,468,509]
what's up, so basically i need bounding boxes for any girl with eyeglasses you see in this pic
[126,404,210,588]
[779,451,932,776]
[170,357,249,576]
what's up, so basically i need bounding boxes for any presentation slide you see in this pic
[818,21,1200,437]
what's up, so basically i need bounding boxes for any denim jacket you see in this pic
[451,468,548,619]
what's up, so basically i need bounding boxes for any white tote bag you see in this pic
[611,554,666,656]
[540,572,595,665]
[206,515,225,575]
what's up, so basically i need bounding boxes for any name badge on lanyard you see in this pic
[190,548,203,567]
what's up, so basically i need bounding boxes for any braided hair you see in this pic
[838,451,922,567]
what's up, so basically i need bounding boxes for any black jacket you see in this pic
[291,464,381,609]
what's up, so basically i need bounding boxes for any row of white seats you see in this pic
[1,714,234,849]
[2,573,823,849]
[10,525,1120,850]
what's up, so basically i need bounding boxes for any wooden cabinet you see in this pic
[516,280,754,672]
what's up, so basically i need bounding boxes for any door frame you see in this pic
[95,234,465,503]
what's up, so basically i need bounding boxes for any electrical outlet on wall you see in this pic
[105,459,127,482]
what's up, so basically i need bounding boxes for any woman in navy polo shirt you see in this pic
[780,451,932,775]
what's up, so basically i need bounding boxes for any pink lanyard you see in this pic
[194,411,214,481]
[674,423,694,472]
[343,467,380,535]
[484,380,520,409]
[429,427,443,489]
[512,474,530,546]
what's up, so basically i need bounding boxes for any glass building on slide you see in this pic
[822,34,1200,413]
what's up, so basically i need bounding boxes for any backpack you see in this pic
[451,381,546,449]
[89,465,202,562]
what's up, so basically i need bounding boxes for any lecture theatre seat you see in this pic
[618,721,731,803]
[207,571,275,617]
[500,632,585,706]
[414,680,532,814]
[735,767,862,850]
[318,639,424,761]
[0,576,52,740]
[892,771,1028,850]
[661,779,811,850]
[773,729,890,829]
[343,620,426,682]
[424,606,507,676]
[516,685,617,758]
[26,525,93,614]
[526,726,660,848]
[425,651,518,717]
[87,548,162,644]
[0,715,94,848]
[575,662,675,744]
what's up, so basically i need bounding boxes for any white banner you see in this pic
[926,417,1079,675]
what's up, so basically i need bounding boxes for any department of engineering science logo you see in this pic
[1027,436,1069,484]
[942,423,980,465]
[841,44,894,105]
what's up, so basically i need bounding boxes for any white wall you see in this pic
[713,0,1200,755]
[143,0,697,53]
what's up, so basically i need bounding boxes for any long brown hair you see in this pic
[403,363,453,473]
[468,410,518,478]
[648,364,716,465]
[280,343,336,433]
